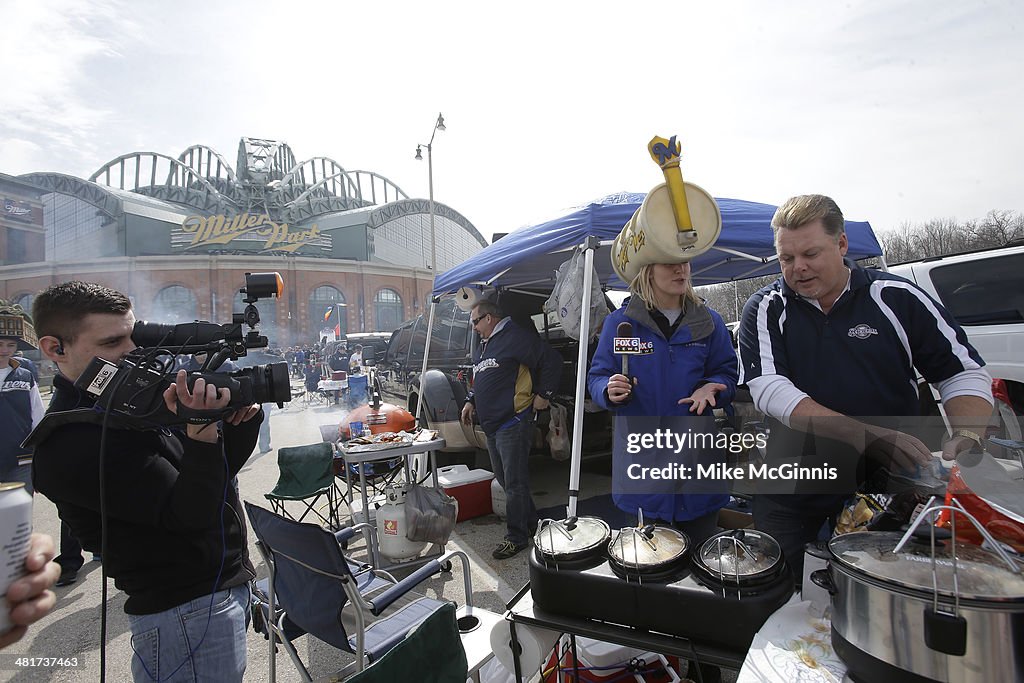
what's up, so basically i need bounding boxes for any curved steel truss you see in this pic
[89,152,240,214]
[86,138,408,224]
[18,172,123,219]
[367,198,487,247]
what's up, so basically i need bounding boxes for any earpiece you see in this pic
[55,339,65,355]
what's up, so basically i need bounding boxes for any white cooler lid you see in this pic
[437,468,494,487]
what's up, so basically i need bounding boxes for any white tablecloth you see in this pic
[318,379,347,391]
[738,595,848,683]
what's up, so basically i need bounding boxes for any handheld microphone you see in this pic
[616,322,633,378]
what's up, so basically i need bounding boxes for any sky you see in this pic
[2,0,1023,243]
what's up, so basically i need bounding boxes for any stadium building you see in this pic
[0,137,487,345]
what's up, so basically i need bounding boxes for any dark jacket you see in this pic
[1,361,36,471]
[466,319,561,435]
[32,374,261,614]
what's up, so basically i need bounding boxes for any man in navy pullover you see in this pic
[738,194,993,578]
[461,300,561,559]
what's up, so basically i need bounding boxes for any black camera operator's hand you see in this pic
[163,369,231,443]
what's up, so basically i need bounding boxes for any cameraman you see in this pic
[30,282,262,683]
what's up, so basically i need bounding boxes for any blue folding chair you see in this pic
[244,502,473,682]
[348,373,368,407]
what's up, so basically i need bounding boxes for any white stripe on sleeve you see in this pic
[870,280,982,372]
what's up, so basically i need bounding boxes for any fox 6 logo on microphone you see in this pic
[613,336,642,354]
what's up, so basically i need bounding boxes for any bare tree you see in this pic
[879,210,1024,264]
[699,210,1024,322]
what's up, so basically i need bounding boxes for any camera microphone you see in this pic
[132,321,234,348]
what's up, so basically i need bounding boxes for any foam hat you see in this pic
[611,135,722,284]
[0,300,38,351]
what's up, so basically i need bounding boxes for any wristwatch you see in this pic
[952,428,983,448]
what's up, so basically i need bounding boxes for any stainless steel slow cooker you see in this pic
[607,524,691,577]
[534,516,610,567]
[814,529,1024,682]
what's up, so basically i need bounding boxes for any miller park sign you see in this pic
[178,213,327,254]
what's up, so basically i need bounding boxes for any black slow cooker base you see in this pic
[833,627,941,683]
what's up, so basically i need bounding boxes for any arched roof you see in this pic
[366,198,487,247]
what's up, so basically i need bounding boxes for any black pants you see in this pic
[55,521,84,572]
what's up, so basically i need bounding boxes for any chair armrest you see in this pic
[334,527,358,544]
[334,521,374,545]
[368,560,442,615]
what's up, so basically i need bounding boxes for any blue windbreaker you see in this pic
[588,295,739,522]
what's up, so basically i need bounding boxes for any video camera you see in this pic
[75,272,292,428]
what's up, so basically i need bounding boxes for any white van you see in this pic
[888,243,1024,437]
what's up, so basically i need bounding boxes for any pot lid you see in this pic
[535,517,610,557]
[829,531,1024,601]
[608,525,689,569]
[697,530,783,579]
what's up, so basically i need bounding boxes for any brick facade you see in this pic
[0,255,434,347]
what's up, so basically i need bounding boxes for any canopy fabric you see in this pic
[432,192,883,296]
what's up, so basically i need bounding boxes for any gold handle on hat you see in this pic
[648,135,695,238]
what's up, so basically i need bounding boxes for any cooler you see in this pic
[547,636,681,682]
[436,465,494,522]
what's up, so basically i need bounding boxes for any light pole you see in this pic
[415,112,445,273]
[413,113,445,431]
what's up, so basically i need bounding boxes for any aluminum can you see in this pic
[0,482,33,634]
[348,421,364,439]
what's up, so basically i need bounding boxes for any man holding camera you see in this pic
[30,282,262,683]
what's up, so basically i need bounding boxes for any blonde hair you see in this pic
[771,194,845,241]
[629,263,701,311]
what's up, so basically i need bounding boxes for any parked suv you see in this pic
[380,293,611,455]
[888,243,1024,435]
[344,332,393,365]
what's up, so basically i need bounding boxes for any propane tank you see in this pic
[376,484,428,561]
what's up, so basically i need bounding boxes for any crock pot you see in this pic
[692,529,788,590]
[813,529,1024,682]
[534,516,610,567]
[607,524,690,578]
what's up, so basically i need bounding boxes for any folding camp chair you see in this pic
[245,502,475,682]
[265,443,344,529]
[347,373,368,407]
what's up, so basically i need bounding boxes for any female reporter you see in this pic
[587,261,739,544]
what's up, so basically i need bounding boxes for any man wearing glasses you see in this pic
[461,300,561,559]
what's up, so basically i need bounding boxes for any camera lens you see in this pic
[238,361,291,405]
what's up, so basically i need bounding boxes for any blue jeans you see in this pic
[486,414,536,546]
[1,463,32,493]
[128,583,250,683]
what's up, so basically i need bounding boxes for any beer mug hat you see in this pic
[0,300,38,351]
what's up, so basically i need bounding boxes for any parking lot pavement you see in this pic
[7,398,612,682]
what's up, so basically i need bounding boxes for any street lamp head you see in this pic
[415,145,423,161]
[435,113,446,132]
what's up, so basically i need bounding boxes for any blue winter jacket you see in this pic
[588,295,739,522]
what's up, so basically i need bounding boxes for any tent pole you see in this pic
[414,299,438,427]
[567,236,600,519]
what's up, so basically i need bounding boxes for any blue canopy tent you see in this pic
[433,192,883,296]
[426,192,883,519]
